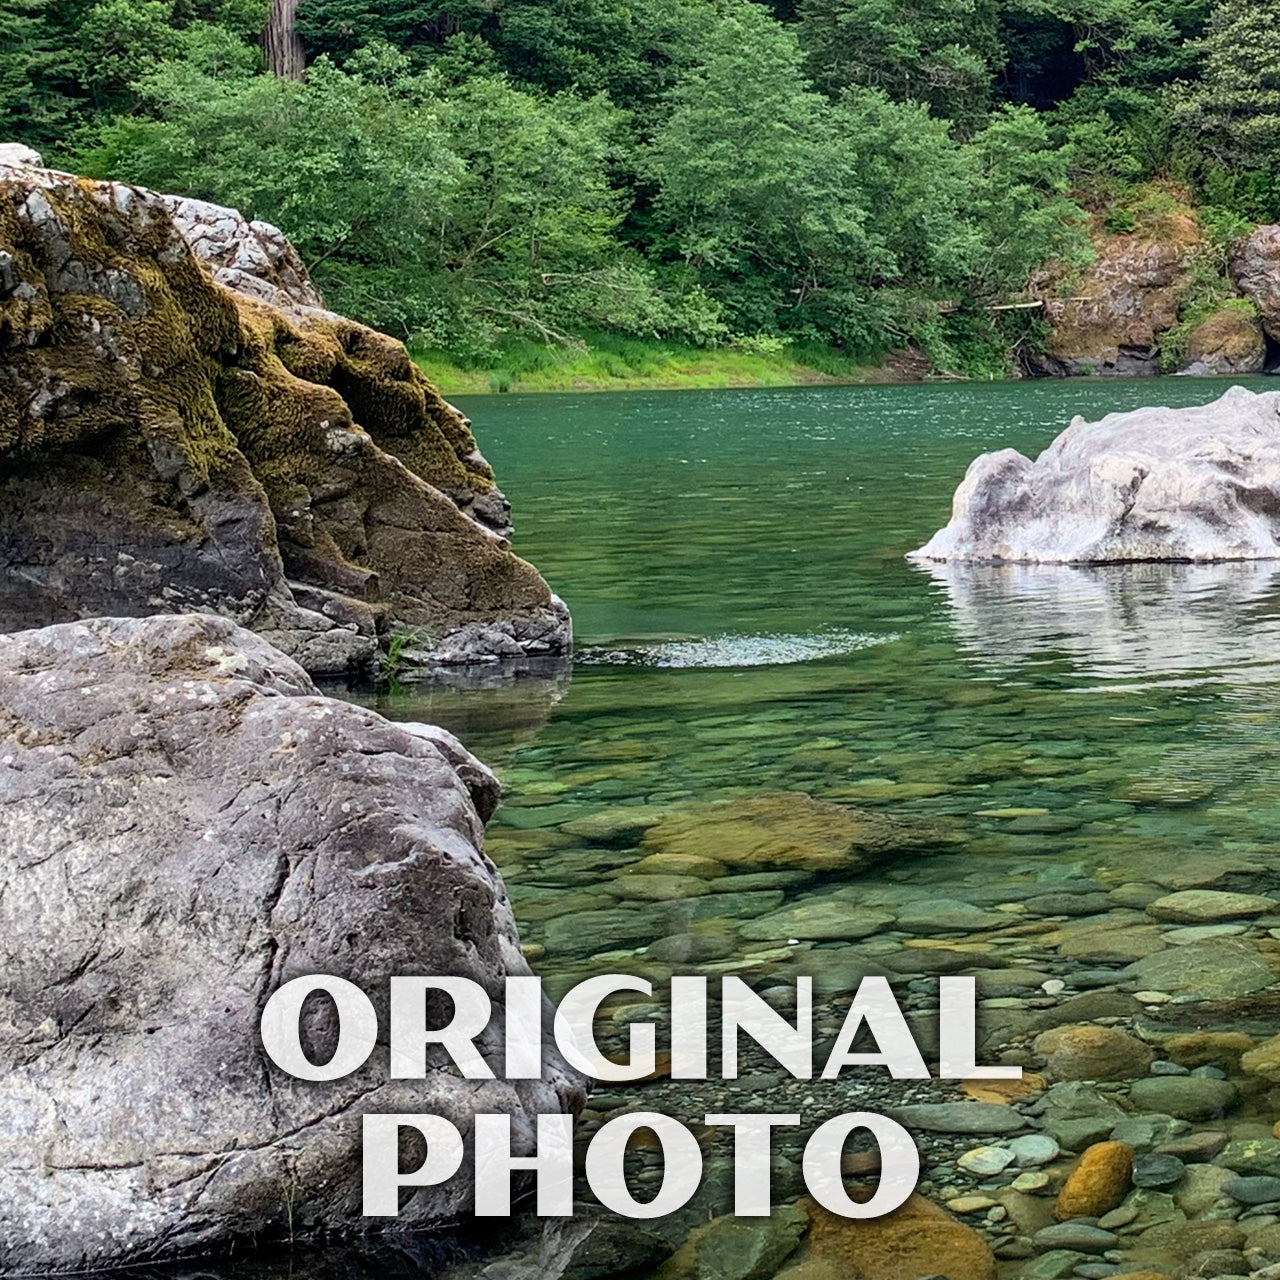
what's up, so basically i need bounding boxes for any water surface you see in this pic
[365,378,1280,943]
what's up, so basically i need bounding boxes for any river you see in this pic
[339,376,1280,1279]
[369,377,1280,943]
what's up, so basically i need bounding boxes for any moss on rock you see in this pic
[0,159,568,671]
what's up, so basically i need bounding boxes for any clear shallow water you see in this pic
[365,377,1280,934]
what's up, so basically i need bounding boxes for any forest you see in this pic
[2,0,1277,376]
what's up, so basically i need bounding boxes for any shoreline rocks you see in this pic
[0,146,570,675]
[0,614,587,1275]
[1030,227,1198,378]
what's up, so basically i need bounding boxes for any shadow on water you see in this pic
[322,656,575,766]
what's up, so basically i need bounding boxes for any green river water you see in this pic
[364,376,1280,979]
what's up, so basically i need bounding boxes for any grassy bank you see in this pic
[411,333,919,395]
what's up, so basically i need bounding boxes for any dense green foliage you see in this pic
[2,0,1276,370]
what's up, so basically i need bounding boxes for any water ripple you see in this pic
[576,629,896,668]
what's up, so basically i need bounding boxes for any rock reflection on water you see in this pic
[915,558,1280,683]
[332,656,573,766]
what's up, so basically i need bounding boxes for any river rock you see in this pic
[910,386,1280,564]
[0,614,587,1274]
[1124,939,1278,1000]
[1175,1163,1236,1215]
[1223,1175,1280,1205]
[1161,1031,1256,1072]
[1240,1034,1280,1082]
[958,1145,1017,1176]
[1033,1222,1119,1253]
[894,899,1008,933]
[1128,1075,1238,1121]
[1034,1024,1156,1081]
[889,1102,1026,1135]
[655,1205,807,1280]
[1131,1152,1186,1189]
[739,898,895,941]
[1218,1139,1280,1178]
[1146,890,1279,923]
[641,793,958,873]
[800,1195,996,1280]
[544,905,681,957]
[1039,1082,1128,1151]
[0,147,569,673]
[1007,1133,1061,1166]
[1055,1141,1134,1218]
[1130,1219,1246,1258]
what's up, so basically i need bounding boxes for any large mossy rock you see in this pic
[0,148,569,673]
[912,385,1280,564]
[0,613,587,1274]
[1180,304,1267,376]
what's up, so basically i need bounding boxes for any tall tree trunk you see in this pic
[261,0,305,80]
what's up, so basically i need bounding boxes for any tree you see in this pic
[74,0,182,107]
[960,104,1087,296]
[75,40,698,346]
[0,0,94,146]
[645,2,887,341]
[261,0,305,77]
[1173,0,1280,171]
[796,0,1000,125]
[78,46,458,328]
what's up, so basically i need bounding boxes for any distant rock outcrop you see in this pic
[911,385,1280,563]
[1029,205,1275,379]
[1179,305,1268,376]
[1232,226,1280,350]
[1029,221,1200,377]
[0,147,570,673]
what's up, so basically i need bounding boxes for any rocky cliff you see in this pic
[1029,201,1276,379]
[1031,217,1200,377]
[0,144,570,673]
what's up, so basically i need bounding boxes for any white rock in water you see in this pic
[911,385,1280,563]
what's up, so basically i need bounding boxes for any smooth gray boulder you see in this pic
[911,385,1280,563]
[0,613,586,1275]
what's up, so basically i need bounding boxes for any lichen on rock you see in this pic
[0,146,570,673]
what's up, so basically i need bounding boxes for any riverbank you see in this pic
[412,334,925,394]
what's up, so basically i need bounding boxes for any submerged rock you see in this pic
[641,792,960,874]
[798,1194,997,1280]
[0,147,569,673]
[911,386,1280,564]
[1054,1141,1134,1219]
[0,614,586,1274]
